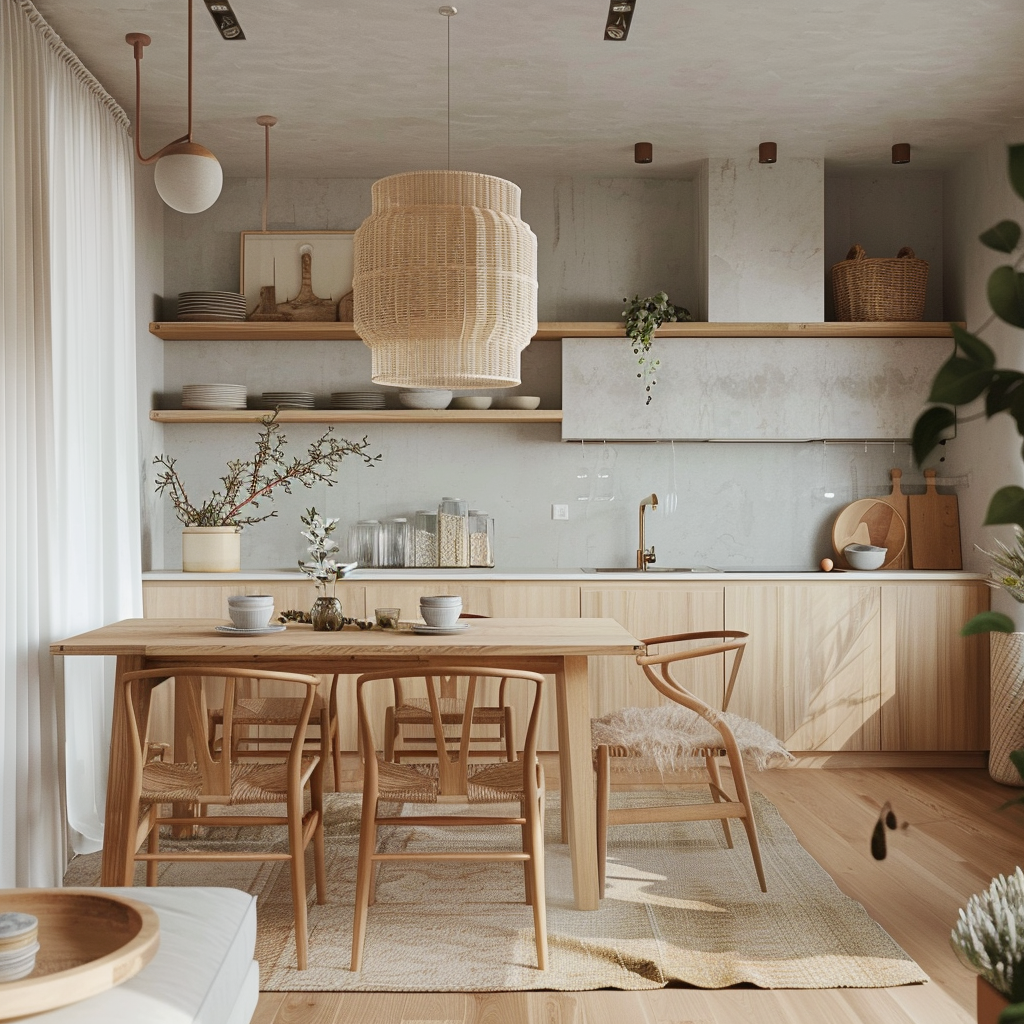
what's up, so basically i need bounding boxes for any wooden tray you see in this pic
[831,498,907,569]
[0,889,159,1019]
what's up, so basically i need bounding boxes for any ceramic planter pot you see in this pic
[989,631,1024,785]
[977,975,1011,1024]
[181,526,241,572]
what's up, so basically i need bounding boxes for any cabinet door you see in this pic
[362,581,581,752]
[581,584,724,717]
[725,583,881,751]
[881,583,989,751]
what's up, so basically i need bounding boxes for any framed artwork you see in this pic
[239,230,355,316]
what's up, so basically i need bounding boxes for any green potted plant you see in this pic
[154,413,379,572]
[621,291,692,404]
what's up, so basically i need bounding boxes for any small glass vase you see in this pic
[310,595,343,631]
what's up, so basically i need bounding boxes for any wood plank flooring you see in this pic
[254,757,1023,1024]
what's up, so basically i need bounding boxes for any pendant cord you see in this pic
[446,12,451,171]
[186,0,194,141]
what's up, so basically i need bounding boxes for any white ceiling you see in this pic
[29,0,1024,180]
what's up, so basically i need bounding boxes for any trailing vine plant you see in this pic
[622,292,693,404]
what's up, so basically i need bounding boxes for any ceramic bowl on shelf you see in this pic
[398,389,453,409]
[844,544,887,570]
[495,396,541,410]
[450,396,493,410]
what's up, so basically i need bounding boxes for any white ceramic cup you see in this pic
[420,595,462,628]
[227,594,274,629]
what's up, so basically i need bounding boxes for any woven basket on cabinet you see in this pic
[831,243,928,321]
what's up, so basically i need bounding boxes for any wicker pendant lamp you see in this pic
[353,8,538,389]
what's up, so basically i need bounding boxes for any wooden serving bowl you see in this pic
[0,889,159,1019]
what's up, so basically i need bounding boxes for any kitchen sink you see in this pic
[581,566,719,573]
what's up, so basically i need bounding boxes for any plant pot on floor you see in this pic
[990,632,1024,785]
[181,526,241,573]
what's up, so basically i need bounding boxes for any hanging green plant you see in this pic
[622,292,693,404]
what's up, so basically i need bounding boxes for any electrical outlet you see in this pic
[551,504,569,520]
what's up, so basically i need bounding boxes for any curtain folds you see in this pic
[1,0,141,885]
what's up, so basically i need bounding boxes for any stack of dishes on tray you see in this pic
[261,391,315,408]
[181,383,247,409]
[0,912,39,981]
[330,391,386,410]
[176,291,247,322]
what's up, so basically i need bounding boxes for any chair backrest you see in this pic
[637,630,749,719]
[118,666,320,800]
[357,665,544,797]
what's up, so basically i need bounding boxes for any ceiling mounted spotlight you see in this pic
[605,0,635,40]
[759,142,777,164]
[125,0,223,213]
[892,143,911,164]
[634,142,653,164]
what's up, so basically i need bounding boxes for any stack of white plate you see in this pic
[181,383,247,409]
[330,391,386,410]
[176,291,247,322]
[261,391,315,408]
[0,912,39,982]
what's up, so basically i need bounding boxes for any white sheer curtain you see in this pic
[1,0,141,886]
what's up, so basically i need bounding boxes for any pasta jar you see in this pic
[437,497,469,567]
[413,509,439,567]
[468,510,494,567]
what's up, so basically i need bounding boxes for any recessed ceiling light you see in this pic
[604,0,635,40]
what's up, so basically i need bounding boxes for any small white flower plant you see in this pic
[297,507,349,598]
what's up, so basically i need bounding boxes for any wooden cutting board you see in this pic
[908,469,962,569]
[876,468,911,569]
[831,498,907,569]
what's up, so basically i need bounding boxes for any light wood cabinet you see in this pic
[724,583,881,751]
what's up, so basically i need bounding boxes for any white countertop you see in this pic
[143,568,985,582]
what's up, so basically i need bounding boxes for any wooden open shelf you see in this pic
[149,321,958,342]
[150,408,562,424]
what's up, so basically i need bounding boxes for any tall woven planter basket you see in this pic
[353,170,538,389]
[989,631,1024,785]
[831,244,928,321]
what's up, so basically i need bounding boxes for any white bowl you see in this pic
[421,605,462,628]
[450,396,493,410]
[227,594,274,629]
[398,389,453,409]
[420,595,463,606]
[495,396,541,410]
[844,544,887,570]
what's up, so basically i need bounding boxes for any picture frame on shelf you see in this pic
[239,230,354,317]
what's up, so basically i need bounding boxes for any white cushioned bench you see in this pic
[26,887,258,1024]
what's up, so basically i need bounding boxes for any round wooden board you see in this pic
[831,498,907,569]
[0,889,160,1019]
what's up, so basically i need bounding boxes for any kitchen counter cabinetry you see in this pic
[141,574,989,758]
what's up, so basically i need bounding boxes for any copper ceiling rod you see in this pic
[125,0,196,164]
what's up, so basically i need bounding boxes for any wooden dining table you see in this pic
[50,616,643,910]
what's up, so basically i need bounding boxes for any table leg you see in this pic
[101,654,146,886]
[556,655,599,910]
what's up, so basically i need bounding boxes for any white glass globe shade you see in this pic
[153,142,223,214]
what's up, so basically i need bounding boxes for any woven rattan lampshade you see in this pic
[353,170,538,389]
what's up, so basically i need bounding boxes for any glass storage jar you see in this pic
[413,509,439,567]
[381,516,410,568]
[468,510,494,567]
[437,497,469,567]
[351,519,382,568]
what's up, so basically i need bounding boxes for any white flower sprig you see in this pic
[951,866,1024,998]
[980,526,1024,605]
[298,507,343,596]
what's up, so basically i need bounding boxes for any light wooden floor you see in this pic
[253,757,1021,1024]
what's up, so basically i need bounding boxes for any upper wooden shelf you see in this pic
[150,408,562,425]
[148,321,959,342]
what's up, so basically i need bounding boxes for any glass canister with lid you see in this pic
[413,509,439,567]
[437,497,469,567]
[468,510,494,567]
[381,516,410,567]
[351,519,382,568]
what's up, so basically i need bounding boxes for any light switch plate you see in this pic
[551,504,569,520]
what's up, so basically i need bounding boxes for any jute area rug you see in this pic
[65,790,927,993]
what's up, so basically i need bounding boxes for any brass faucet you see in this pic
[637,493,659,570]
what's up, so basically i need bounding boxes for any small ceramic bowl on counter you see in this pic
[844,544,887,570]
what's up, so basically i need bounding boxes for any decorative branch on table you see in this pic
[277,608,374,629]
[297,507,352,597]
[911,144,1024,636]
[621,292,692,405]
[153,413,380,527]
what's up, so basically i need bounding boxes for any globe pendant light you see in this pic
[353,6,538,389]
[126,0,223,214]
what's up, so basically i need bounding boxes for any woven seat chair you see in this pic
[351,665,547,972]
[119,666,327,970]
[208,672,342,790]
[383,615,516,762]
[593,630,793,898]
